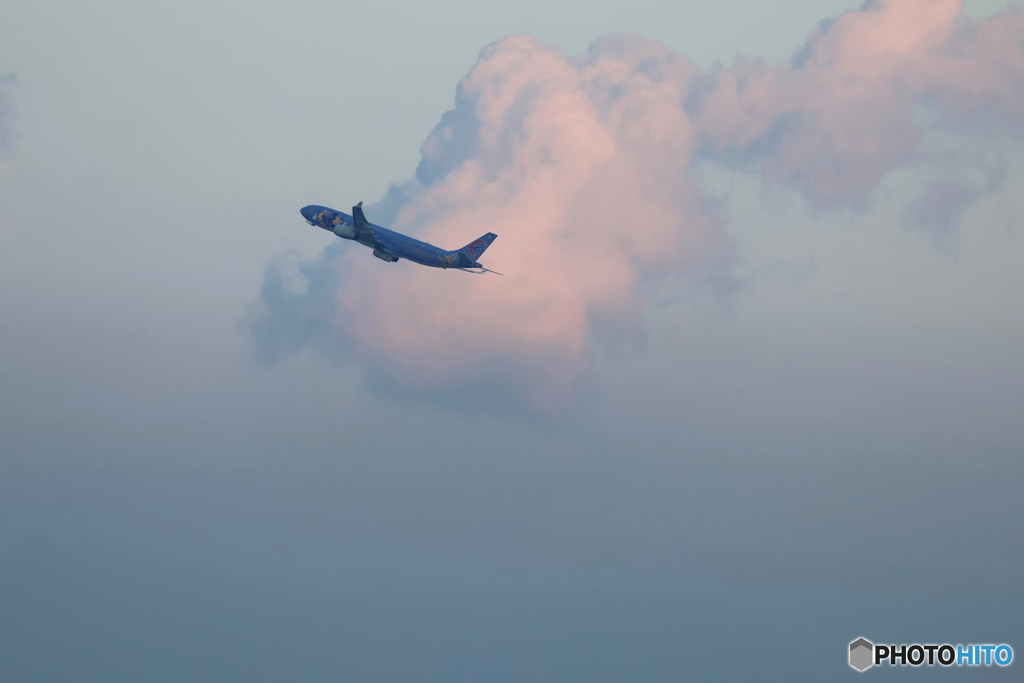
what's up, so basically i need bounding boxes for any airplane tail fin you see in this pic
[458,232,498,261]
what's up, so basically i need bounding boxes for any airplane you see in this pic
[300,202,501,274]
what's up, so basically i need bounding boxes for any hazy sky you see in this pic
[1,1,1022,681]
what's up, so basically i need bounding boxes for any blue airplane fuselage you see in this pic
[300,204,497,271]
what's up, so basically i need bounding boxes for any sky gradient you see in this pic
[1,0,1022,680]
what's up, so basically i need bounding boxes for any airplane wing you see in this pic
[351,202,385,249]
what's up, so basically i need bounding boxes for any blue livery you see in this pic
[300,203,500,274]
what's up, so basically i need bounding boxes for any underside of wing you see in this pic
[352,202,384,249]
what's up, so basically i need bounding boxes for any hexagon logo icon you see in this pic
[849,638,874,671]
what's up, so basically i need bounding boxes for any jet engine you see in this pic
[373,248,398,262]
[333,224,356,240]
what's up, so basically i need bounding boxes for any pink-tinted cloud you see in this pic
[251,0,1024,408]
[328,35,718,409]
[691,0,1023,204]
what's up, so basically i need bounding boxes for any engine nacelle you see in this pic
[333,224,356,240]
[373,248,398,262]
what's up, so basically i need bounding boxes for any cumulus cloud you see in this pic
[688,0,1024,204]
[903,150,1007,253]
[248,0,1024,407]
[245,242,351,364]
[0,73,15,160]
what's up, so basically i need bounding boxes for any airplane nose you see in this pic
[300,206,315,220]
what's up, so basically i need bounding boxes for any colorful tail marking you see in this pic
[458,233,498,260]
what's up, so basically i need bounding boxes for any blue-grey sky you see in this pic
[1,1,1022,681]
